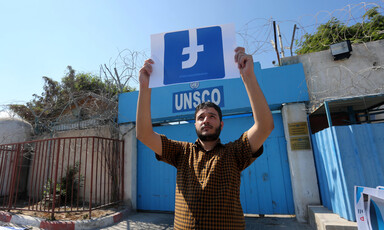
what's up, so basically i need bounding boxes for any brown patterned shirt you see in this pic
[155,131,263,230]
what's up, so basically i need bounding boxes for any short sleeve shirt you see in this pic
[155,131,263,230]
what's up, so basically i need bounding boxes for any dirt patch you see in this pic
[10,206,124,221]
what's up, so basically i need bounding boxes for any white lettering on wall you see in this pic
[211,88,221,105]
[193,91,201,107]
[174,87,223,112]
[184,92,192,110]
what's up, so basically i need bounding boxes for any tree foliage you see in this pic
[296,7,384,54]
[9,66,133,127]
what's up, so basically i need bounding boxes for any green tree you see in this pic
[296,7,384,55]
[9,66,132,129]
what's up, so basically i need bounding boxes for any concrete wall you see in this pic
[0,118,33,145]
[282,103,321,222]
[119,123,137,210]
[282,40,384,112]
[0,118,33,196]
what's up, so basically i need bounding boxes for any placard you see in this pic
[150,24,238,88]
[288,122,309,136]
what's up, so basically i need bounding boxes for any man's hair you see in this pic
[194,102,223,121]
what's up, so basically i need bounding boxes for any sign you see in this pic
[290,136,311,150]
[150,24,238,88]
[173,86,224,113]
[355,186,384,230]
[288,122,309,136]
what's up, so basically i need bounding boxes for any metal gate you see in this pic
[0,136,124,219]
[137,113,294,214]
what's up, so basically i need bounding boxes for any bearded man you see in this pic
[136,47,274,230]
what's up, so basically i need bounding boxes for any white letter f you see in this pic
[182,29,204,69]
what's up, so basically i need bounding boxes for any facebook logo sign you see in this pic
[163,26,225,85]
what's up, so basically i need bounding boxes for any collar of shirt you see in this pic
[193,138,224,152]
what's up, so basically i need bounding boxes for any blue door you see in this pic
[137,113,294,214]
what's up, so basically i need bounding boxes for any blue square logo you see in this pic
[163,26,225,85]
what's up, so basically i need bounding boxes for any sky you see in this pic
[1,0,383,108]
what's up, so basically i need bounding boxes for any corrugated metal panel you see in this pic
[311,123,384,221]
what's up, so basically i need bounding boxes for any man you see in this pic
[136,47,274,229]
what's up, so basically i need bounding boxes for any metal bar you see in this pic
[51,139,61,220]
[65,138,72,211]
[121,140,125,201]
[276,24,285,58]
[39,140,48,211]
[77,137,83,211]
[83,137,89,211]
[103,139,106,205]
[324,101,333,127]
[96,138,100,206]
[273,21,281,66]
[8,144,19,210]
[108,140,112,204]
[47,139,56,213]
[290,24,297,56]
[89,137,95,219]
[58,139,66,212]
[71,138,78,211]
[13,144,23,207]
[29,142,39,210]
[0,147,7,206]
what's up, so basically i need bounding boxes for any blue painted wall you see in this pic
[137,113,295,214]
[311,123,384,221]
[118,62,309,124]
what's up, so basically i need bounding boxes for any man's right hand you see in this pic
[139,59,154,89]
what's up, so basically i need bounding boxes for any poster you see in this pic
[150,24,238,88]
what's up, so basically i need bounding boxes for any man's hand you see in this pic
[139,59,154,89]
[234,47,254,80]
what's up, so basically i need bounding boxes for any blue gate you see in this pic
[137,113,294,214]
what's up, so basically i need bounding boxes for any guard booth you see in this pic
[118,62,318,221]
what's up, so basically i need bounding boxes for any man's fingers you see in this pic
[235,52,248,68]
[235,47,245,53]
[140,59,154,75]
[234,47,246,65]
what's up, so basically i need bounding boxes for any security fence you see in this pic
[0,136,124,220]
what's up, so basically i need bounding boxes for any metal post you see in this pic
[51,139,61,220]
[290,24,297,56]
[277,24,285,58]
[273,21,281,66]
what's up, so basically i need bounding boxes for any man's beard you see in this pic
[196,125,222,141]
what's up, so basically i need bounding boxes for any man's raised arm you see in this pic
[136,59,163,155]
[234,47,274,153]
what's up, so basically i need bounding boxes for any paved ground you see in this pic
[100,212,312,230]
[1,212,312,229]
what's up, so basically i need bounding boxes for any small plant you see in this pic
[42,161,84,208]
[82,213,89,220]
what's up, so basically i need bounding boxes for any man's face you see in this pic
[195,107,223,141]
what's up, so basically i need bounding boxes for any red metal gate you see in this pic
[0,136,124,220]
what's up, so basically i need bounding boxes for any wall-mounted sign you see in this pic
[150,24,238,88]
[173,86,224,113]
[288,122,309,136]
[290,136,311,150]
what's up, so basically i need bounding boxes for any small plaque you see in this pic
[288,122,308,136]
[290,136,311,150]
